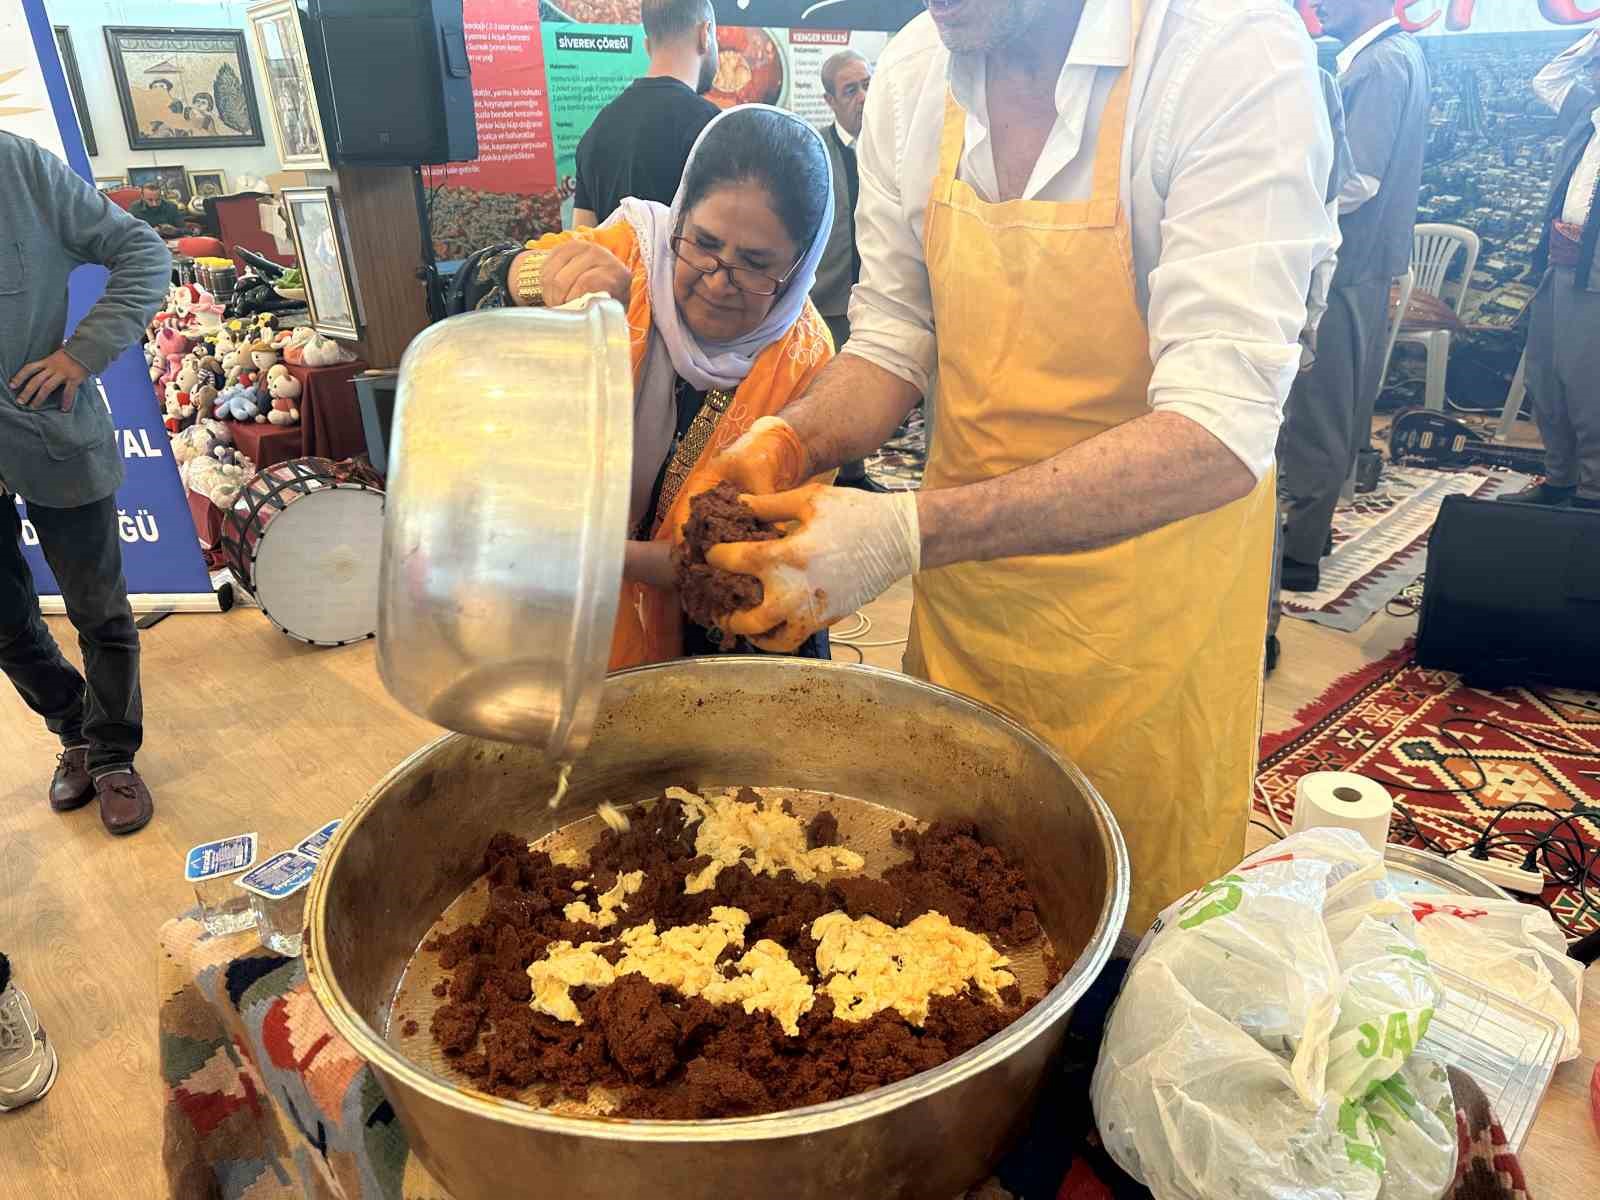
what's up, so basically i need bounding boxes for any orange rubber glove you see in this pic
[673,416,809,542]
[705,484,921,653]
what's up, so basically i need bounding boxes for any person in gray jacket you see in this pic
[1278,0,1429,591]
[0,131,170,835]
[1502,32,1600,510]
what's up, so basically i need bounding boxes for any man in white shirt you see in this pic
[682,0,1336,930]
[1504,32,1600,510]
[1277,0,1428,590]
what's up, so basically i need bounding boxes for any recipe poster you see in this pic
[541,22,651,227]
[422,0,562,261]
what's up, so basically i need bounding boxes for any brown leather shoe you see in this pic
[94,769,154,836]
[49,747,95,812]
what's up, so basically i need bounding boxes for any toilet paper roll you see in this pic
[1290,771,1393,852]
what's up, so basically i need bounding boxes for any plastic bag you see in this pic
[1408,894,1582,1062]
[1093,829,1455,1200]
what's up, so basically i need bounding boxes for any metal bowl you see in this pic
[305,657,1129,1200]
[378,304,634,759]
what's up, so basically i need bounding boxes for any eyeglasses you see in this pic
[671,236,800,297]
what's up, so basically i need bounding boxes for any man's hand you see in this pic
[543,240,633,308]
[10,349,89,411]
[706,485,920,652]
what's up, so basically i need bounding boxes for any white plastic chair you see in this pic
[1495,348,1528,443]
[1397,224,1480,411]
[1343,267,1415,504]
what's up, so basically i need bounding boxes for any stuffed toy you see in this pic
[247,340,281,378]
[216,381,263,423]
[300,332,354,368]
[153,324,193,387]
[280,326,317,365]
[172,419,231,469]
[266,366,302,427]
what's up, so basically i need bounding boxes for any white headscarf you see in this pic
[607,105,834,523]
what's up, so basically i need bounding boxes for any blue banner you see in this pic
[11,0,216,608]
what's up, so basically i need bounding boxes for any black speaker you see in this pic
[1416,496,1600,689]
[312,0,476,165]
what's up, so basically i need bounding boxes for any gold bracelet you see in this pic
[514,251,548,307]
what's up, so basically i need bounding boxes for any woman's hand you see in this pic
[668,417,809,548]
[705,486,921,652]
[623,540,676,589]
[542,240,632,308]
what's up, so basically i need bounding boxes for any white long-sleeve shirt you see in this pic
[1532,32,1600,228]
[842,0,1335,482]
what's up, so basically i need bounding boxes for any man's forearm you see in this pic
[781,352,921,478]
[917,411,1258,570]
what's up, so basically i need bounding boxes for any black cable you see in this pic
[1249,819,1283,842]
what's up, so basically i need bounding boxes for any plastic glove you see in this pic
[674,417,810,535]
[705,484,920,653]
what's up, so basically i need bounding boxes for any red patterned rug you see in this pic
[1258,646,1600,938]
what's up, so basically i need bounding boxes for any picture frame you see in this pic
[95,175,127,192]
[126,164,192,206]
[52,26,97,157]
[282,187,361,341]
[188,169,228,200]
[246,0,331,171]
[103,26,265,152]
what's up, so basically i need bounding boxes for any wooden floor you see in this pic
[1,584,1594,1199]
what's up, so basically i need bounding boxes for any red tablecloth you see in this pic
[186,487,225,549]
[288,359,368,462]
[220,418,303,469]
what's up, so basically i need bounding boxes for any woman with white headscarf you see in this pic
[483,105,836,666]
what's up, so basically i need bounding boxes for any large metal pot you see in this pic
[305,658,1128,1200]
[377,304,634,759]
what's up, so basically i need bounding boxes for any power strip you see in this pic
[1447,850,1546,896]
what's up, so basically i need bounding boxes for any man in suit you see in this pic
[813,49,875,489]
[1278,0,1429,591]
[813,50,871,351]
[1503,32,1600,509]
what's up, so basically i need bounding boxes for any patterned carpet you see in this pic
[1281,466,1530,632]
[1258,646,1600,939]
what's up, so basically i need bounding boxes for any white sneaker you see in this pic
[0,983,59,1111]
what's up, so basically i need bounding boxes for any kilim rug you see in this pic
[1282,466,1530,633]
[865,405,927,492]
[1258,646,1600,938]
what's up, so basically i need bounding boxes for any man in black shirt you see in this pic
[127,182,187,236]
[571,0,720,229]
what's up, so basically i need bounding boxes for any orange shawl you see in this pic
[528,221,835,668]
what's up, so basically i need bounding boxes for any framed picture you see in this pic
[188,169,228,200]
[282,187,361,340]
[52,27,97,157]
[127,164,192,206]
[247,0,331,171]
[103,26,265,151]
[95,175,127,192]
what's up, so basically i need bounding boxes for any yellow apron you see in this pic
[906,56,1275,932]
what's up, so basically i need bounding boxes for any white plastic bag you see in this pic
[1407,893,1582,1061]
[1093,829,1455,1200]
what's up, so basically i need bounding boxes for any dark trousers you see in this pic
[1279,278,1391,563]
[1527,267,1600,500]
[0,494,141,774]
[823,313,870,486]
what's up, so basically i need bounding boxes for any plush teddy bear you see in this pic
[280,326,317,365]
[265,366,302,427]
[172,419,231,471]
